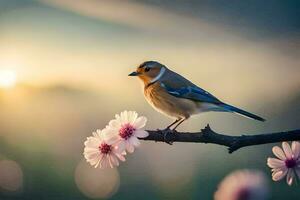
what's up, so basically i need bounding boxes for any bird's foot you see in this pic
[171,128,178,133]
[157,127,173,133]
[156,127,175,144]
[163,128,174,145]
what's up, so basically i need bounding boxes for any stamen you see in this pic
[119,123,135,140]
[99,143,112,154]
[285,158,297,168]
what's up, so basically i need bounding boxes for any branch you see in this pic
[141,125,300,153]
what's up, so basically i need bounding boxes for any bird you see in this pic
[129,61,265,130]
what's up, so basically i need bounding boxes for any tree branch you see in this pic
[140,125,300,153]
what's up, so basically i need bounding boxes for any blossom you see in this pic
[267,141,300,186]
[214,170,269,200]
[106,111,148,153]
[83,129,125,169]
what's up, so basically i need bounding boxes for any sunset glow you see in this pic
[0,70,17,89]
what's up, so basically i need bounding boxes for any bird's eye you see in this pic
[145,67,151,72]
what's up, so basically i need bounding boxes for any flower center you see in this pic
[119,123,135,140]
[237,188,250,200]
[285,158,297,168]
[99,143,112,154]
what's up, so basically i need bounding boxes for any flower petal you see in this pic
[120,111,128,124]
[134,130,149,138]
[267,158,285,168]
[114,141,126,153]
[84,137,101,148]
[282,142,293,159]
[109,155,119,167]
[128,111,138,124]
[116,154,126,162]
[108,119,121,129]
[292,141,300,159]
[126,141,135,153]
[272,169,287,181]
[286,169,294,186]
[100,155,109,169]
[105,135,120,145]
[129,137,141,147]
[134,116,147,129]
[272,146,286,160]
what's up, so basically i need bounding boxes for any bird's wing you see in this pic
[160,72,221,104]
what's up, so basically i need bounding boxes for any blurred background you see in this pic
[0,0,300,199]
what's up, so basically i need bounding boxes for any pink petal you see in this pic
[89,155,101,167]
[105,135,120,145]
[286,169,294,186]
[272,169,287,181]
[134,130,149,138]
[96,154,105,168]
[108,119,121,129]
[292,141,300,159]
[109,155,119,167]
[120,111,128,123]
[84,147,99,155]
[127,111,138,123]
[94,159,101,168]
[272,146,286,160]
[84,151,99,160]
[85,137,101,148]
[282,142,293,159]
[129,137,141,147]
[267,158,285,168]
[115,153,126,162]
[133,116,147,129]
[126,141,135,153]
[114,141,126,153]
[100,155,109,169]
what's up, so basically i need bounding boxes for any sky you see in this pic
[0,0,299,95]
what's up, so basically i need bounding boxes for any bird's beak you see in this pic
[128,71,140,76]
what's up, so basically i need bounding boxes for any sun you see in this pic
[0,70,17,89]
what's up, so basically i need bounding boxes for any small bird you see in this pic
[129,61,265,130]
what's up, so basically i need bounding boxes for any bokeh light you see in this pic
[74,159,120,199]
[0,160,23,192]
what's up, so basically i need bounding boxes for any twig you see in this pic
[140,125,300,153]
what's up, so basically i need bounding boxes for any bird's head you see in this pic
[129,61,167,85]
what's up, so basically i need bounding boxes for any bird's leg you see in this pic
[159,119,181,145]
[172,118,187,131]
[164,119,181,131]
[159,118,184,144]
[163,130,173,145]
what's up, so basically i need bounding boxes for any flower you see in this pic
[267,141,300,186]
[83,129,125,169]
[214,170,269,200]
[106,111,148,153]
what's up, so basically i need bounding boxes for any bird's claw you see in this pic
[163,129,174,145]
[156,127,175,144]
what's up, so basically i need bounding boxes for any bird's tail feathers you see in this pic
[221,103,265,122]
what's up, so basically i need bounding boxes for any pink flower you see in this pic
[214,170,269,200]
[106,111,148,153]
[267,141,300,186]
[83,129,125,169]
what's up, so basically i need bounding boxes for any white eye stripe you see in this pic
[150,67,166,83]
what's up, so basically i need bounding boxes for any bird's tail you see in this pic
[221,103,265,122]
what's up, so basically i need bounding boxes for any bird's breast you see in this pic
[144,83,199,119]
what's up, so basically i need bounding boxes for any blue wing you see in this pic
[158,71,265,121]
[160,82,221,104]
